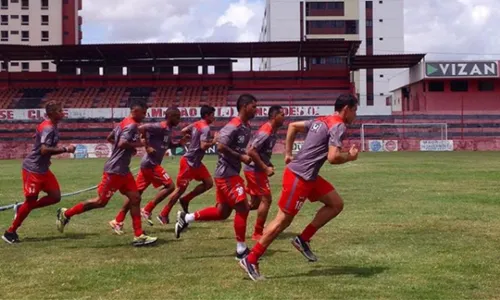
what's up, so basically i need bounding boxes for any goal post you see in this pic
[360,123,449,152]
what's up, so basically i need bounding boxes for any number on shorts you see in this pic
[27,184,36,194]
[236,186,244,196]
[295,198,305,211]
[163,173,170,180]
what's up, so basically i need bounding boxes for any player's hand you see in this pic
[347,144,359,161]
[146,146,156,155]
[212,132,220,144]
[265,166,275,177]
[284,154,293,165]
[66,145,76,153]
[240,154,252,165]
[180,134,191,146]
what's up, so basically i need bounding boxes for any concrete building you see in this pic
[0,0,82,72]
[259,0,404,115]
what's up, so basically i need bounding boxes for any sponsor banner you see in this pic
[368,140,384,152]
[383,140,398,152]
[368,140,398,152]
[0,106,333,121]
[425,61,499,78]
[71,143,112,159]
[420,140,454,151]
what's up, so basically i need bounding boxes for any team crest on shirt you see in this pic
[237,135,245,144]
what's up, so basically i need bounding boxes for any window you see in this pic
[41,15,48,25]
[1,14,7,25]
[10,62,18,67]
[379,1,383,3]
[41,62,49,71]
[1,30,7,41]
[10,14,18,19]
[367,94,374,106]
[11,0,18,2]
[379,37,384,41]
[379,74,384,78]
[21,30,28,41]
[428,81,444,92]
[1,0,7,9]
[21,62,29,72]
[41,0,48,9]
[345,20,358,34]
[21,15,28,25]
[10,30,18,34]
[0,62,5,71]
[41,30,49,41]
[366,20,372,27]
[365,1,373,9]
[21,0,27,9]
[478,80,494,91]
[366,38,373,46]
[450,80,468,92]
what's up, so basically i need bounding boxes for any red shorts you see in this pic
[176,156,211,188]
[136,165,173,191]
[278,167,335,216]
[215,175,247,208]
[97,172,138,203]
[244,171,271,196]
[22,169,60,197]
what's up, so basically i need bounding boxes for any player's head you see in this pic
[236,93,258,120]
[165,106,181,127]
[45,101,64,122]
[334,94,358,124]
[268,105,285,127]
[200,105,216,124]
[129,99,148,123]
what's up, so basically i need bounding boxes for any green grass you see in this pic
[1,152,500,299]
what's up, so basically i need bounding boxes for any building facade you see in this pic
[0,0,82,72]
[259,0,404,115]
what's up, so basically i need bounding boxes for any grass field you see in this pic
[1,152,500,299]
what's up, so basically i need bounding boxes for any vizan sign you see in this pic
[425,61,498,78]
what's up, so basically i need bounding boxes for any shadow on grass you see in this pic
[272,265,388,279]
[183,248,288,260]
[62,236,170,249]
[23,232,99,242]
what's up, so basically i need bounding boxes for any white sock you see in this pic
[185,213,195,223]
[237,242,247,254]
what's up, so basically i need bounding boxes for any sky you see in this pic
[81,0,500,65]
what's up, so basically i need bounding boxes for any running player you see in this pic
[2,102,75,244]
[175,94,257,259]
[56,100,157,247]
[244,105,285,241]
[156,105,217,224]
[240,94,359,280]
[108,107,186,233]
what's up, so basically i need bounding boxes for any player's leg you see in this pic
[252,194,272,241]
[174,180,233,239]
[292,179,342,262]
[178,164,213,213]
[33,171,61,209]
[141,166,174,225]
[57,173,117,233]
[233,200,250,259]
[240,168,308,281]
[158,184,187,224]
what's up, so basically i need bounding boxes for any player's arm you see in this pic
[284,121,311,163]
[327,124,358,164]
[118,124,144,149]
[217,125,250,164]
[200,128,217,150]
[180,124,193,136]
[106,129,115,144]
[247,132,273,175]
[40,128,75,155]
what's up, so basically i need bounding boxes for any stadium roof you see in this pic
[0,41,362,61]
[350,54,425,70]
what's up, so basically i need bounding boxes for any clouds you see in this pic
[404,0,500,60]
[81,0,264,44]
[81,0,499,62]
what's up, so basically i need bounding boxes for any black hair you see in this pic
[268,105,282,119]
[129,99,148,110]
[200,105,216,119]
[236,94,257,112]
[45,101,62,115]
[334,94,358,112]
[165,106,181,118]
